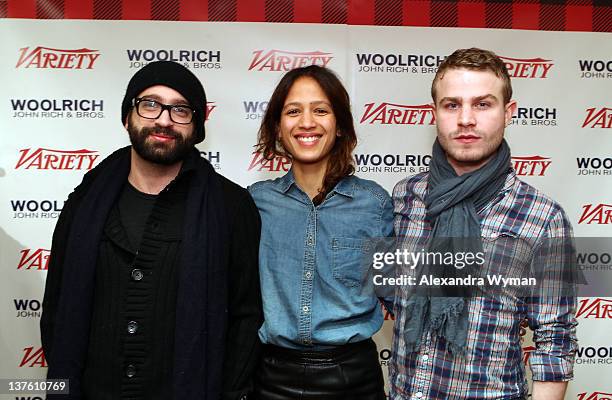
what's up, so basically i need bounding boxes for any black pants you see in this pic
[254,339,385,400]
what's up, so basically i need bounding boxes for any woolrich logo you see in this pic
[15,148,99,170]
[355,53,445,74]
[578,204,612,224]
[243,100,268,120]
[509,107,557,127]
[512,156,551,176]
[579,59,612,79]
[248,50,333,71]
[11,98,104,119]
[576,298,612,319]
[199,151,221,170]
[17,249,50,271]
[360,103,435,125]
[582,107,612,129]
[19,346,46,367]
[126,49,221,69]
[15,299,42,318]
[247,152,291,172]
[355,153,430,174]
[577,157,612,176]
[578,392,612,400]
[16,46,100,69]
[11,199,63,219]
[499,56,553,78]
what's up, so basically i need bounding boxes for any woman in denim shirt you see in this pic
[249,65,393,400]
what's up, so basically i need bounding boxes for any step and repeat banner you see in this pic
[0,19,611,399]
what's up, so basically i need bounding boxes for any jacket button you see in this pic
[131,269,143,281]
[126,364,136,378]
[127,321,138,334]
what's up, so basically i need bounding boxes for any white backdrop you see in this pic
[1,19,611,399]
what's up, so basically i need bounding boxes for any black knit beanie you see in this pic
[121,61,207,143]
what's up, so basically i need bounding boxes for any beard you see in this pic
[127,119,195,165]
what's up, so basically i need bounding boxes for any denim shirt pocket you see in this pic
[331,237,371,289]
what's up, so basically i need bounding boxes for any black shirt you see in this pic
[118,182,157,250]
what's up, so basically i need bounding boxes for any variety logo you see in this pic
[19,346,46,368]
[522,345,535,365]
[578,204,612,225]
[126,49,221,69]
[16,46,100,69]
[247,151,291,172]
[205,102,216,120]
[578,393,612,400]
[17,249,50,271]
[582,107,612,129]
[15,148,99,170]
[511,156,551,176]
[11,98,104,119]
[248,50,333,71]
[11,199,63,219]
[499,56,553,78]
[576,298,612,319]
[509,107,557,127]
[244,100,268,120]
[355,153,430,174]
[199,151,221,170]
[579,59,612,79]
[360,103,435,125]
[577,157,612,176]
[14,299,42,318]
[355,53,445,74]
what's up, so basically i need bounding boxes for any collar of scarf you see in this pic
[402,138,511,356]
[47,146,229,399]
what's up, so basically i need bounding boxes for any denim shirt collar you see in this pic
[278,169,355,198]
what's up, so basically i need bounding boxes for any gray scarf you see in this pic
[402,138,511,355]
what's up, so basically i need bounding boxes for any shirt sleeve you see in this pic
[526,207,578,382]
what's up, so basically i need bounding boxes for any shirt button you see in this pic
[422,355,429,361]
[131,269,143,281]
[415,392,423,398]
[305,271,312,279]
[302,306,309,313]
[126,364,136,378]
[127,320,138,334]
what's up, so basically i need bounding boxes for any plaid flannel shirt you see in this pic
[390,170,578,400]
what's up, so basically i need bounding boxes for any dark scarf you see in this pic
[402,139,511,355]
[46,146,229,399]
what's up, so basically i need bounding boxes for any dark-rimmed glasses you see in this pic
[133,98,195,124]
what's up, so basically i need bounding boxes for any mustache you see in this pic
[141,126,181,139]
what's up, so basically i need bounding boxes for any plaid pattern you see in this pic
[2,0,611,32]
[390,170,578,400]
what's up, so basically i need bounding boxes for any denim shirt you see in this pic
[249,170,393,349]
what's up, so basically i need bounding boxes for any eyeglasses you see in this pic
[133,98,195,124]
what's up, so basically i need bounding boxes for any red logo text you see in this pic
[582,108,612,129]
[578,204,612,225]
[248,152,291,172]
[500,56,553,78]
[512,156,551,176]
[15,148,99,170]
[17,249,50,271]
[360,103,435,125]
[248,50,333,71]
[576,298,612,319]
[19,346,47,367]
[16,46,100,69]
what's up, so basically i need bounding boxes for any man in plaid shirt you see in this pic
[390,48,577,400]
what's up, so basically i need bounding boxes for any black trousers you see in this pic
[254,339,386,400]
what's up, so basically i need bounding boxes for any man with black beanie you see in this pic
[41,61,263,400]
